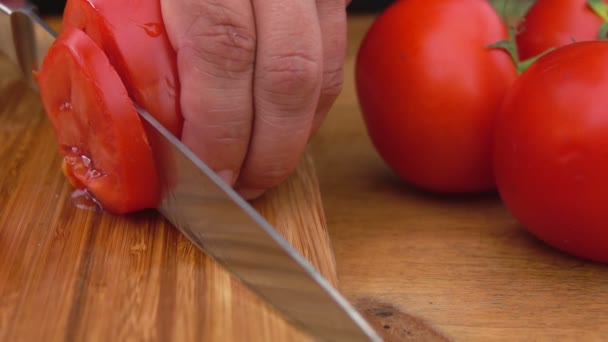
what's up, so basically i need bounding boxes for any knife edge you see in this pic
[136,104,382,342]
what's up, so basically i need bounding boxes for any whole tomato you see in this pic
[516,0,608,60]
[494,41,608,263]
[355,0,517,193]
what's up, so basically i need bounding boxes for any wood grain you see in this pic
[310,15,608,341]
[0,20,339,341]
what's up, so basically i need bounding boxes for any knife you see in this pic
[0,3,382,342]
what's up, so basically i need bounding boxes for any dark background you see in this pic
[29,0,63,15]
[347,0,394,13]
[31,0,394,15]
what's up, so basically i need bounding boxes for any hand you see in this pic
[161,0,348,199]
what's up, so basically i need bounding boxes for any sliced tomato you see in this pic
[37,27,160,214]
[62,0,183,137]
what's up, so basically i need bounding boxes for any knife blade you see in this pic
[0,4,382,342]
[1,2,54,89]
[138,104,381,342]
[0,3,17,64]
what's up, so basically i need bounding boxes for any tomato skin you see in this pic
[494,41,608,263]
[516,0,606,60]
[355,0,517,193]
[38,27,160,214]
[63,0,183,137]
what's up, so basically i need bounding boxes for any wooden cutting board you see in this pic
[0,26,339,342]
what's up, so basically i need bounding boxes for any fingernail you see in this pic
[238,188,266,200]
[217,169,234,186]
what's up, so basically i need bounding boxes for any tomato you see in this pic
[494,41,608,263]
[37,27,160,214]
[355,0,517,193]
[516,0,608,60]
[62,0,183,137]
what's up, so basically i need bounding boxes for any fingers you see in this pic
[162,0,340,198]
[310,0,348,138]
[161,0,256,186]
[235,0,323,197]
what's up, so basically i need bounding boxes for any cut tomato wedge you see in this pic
[62,0,183,137]
[37,27,160,214]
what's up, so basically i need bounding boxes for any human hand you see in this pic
[161,0,348,199]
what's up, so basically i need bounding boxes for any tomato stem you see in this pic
[488,38,520,72]
[600,22,608,40]
[588,0,608,39]
[488,24,551,74]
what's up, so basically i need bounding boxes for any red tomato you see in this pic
[516,0,607,60]
[62,0,183,137]
[355,0,517,193]
[494,41,608,263]
[37,27,160,214]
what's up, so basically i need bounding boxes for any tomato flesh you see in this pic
[494,41,608,263]
[38,27,160,214]
[516,0,607,60]
[355,0,517,193]
[62,0,183,137]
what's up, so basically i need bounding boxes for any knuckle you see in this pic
[258,52,322,95]
[249,158,298,189]
[205,119,251,145]
[256,111,312,132]
[182,115,250,170]
[321,66,344,99]
[319,0,349,9]
[179,7,256,75]
[184,109,251,143]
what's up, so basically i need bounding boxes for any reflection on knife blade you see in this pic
[1,3,382,341]
[139,104,381,341]
[0,3,54,89]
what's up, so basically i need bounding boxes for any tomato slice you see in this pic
[37,27,160,214]
[62,0,183,137]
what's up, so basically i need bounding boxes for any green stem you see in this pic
[519,49,553,71]
[488,24,553,74]
[587,0,608,39]
[488,39,520,71]
[600,22,608,40]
